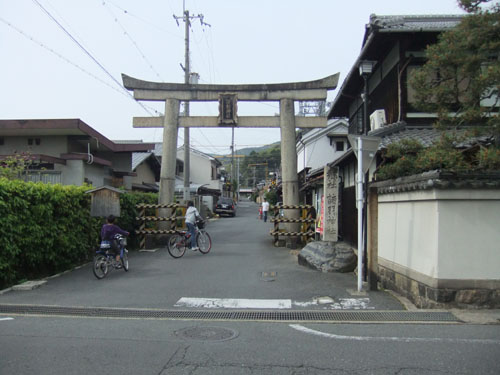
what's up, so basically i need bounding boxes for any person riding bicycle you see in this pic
[101,214,129,264]
[185,201,203,251]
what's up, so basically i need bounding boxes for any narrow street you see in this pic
[1,201,499,374]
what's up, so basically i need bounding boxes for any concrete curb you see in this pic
[0,262,91,295]
[385,288,500,324]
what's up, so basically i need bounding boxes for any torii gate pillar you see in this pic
[159,99,179,205]
[280,98,300,243]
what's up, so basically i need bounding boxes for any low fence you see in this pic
[135,203,184,249]
[270,204,315,247]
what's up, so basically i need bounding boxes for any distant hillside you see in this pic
[213,141,280,158]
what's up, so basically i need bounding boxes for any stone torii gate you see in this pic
[122,73,339,229]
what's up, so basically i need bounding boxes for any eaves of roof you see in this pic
[0,119,154,153]
[132,152,152,170]
[328,149,355,168]
[328,14,463,119]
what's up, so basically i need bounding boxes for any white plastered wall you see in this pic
[378,189,500,281]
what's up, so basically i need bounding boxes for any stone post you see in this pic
[159,99,179,206]
[280,98,300,248]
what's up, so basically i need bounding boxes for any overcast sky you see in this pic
[1,0,465,155]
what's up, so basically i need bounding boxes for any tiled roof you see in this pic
[368,14,463,33]
[132,152,152,171]
[369,122,440,148]
[369,122,494,149]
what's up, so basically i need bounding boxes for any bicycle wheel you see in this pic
[93,254,108,279]
[121,249,129,271]
[167,233,186,258]
[197,230,212,254]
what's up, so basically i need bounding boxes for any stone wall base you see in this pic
[379,265,500,309]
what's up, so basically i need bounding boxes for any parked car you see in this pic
[215,197,236,217]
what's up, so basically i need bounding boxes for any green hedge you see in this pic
[0,178,158,289]
[0,179,100,289]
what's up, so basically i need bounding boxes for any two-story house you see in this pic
[327,14,464,245]
[325,14,500,308]
[0,119,154,189]
[151,143,222,210]
[296,118,349,210]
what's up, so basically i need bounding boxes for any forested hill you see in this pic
[233,142,280,156]
[212,142,281,188]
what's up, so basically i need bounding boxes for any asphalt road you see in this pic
[1,200,499,374]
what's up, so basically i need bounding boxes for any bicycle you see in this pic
[167,219,212,258]
[93,234,129,279]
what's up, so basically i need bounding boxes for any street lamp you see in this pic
[355,59,376,292]
[358,60,376,135]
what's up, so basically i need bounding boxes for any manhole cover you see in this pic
[175,326,239,342]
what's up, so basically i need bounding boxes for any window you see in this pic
[407,65,470,107]
[0,138,4,146]
[27,138,41,146]
[336,141,344,152]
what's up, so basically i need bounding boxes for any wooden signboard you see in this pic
[85,186,123,217]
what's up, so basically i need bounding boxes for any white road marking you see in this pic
[0,317,14,321]
[289,324,500,344]
[293,298,373,310]
[175,297,292,309]
[175,297,374,310]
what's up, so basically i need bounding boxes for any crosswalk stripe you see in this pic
[175,298,292,309]
[174,297,373,310]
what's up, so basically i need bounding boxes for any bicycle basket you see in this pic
[113,234,127,247]
[196,219,205,229]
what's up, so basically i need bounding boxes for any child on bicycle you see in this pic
[185,201,203,251]
[101,215,129,263]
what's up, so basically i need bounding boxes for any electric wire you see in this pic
[106,0,182,39]
[100,0,164,81]
[30,0,157,116]
[0,16,128,99]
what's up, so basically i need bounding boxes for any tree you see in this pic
[240,145,281,187]
[0,153,33,180]
[411,0,500,139]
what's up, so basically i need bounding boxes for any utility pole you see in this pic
[174,2,210,201]
[237,155,240,201]
[231,128,235,199]
[248,163,269,186]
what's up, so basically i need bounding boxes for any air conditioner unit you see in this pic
[370,109,386,130]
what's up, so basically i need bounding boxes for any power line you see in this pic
[0,16,128,98]
[105,0,182,39]
[100,0,163,81]
[30,0,157,116]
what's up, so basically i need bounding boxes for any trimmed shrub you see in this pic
[0,179,100,289]
[0,179,158,289]
[376,135,499,181]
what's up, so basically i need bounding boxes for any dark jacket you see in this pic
[101,224,129,241]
